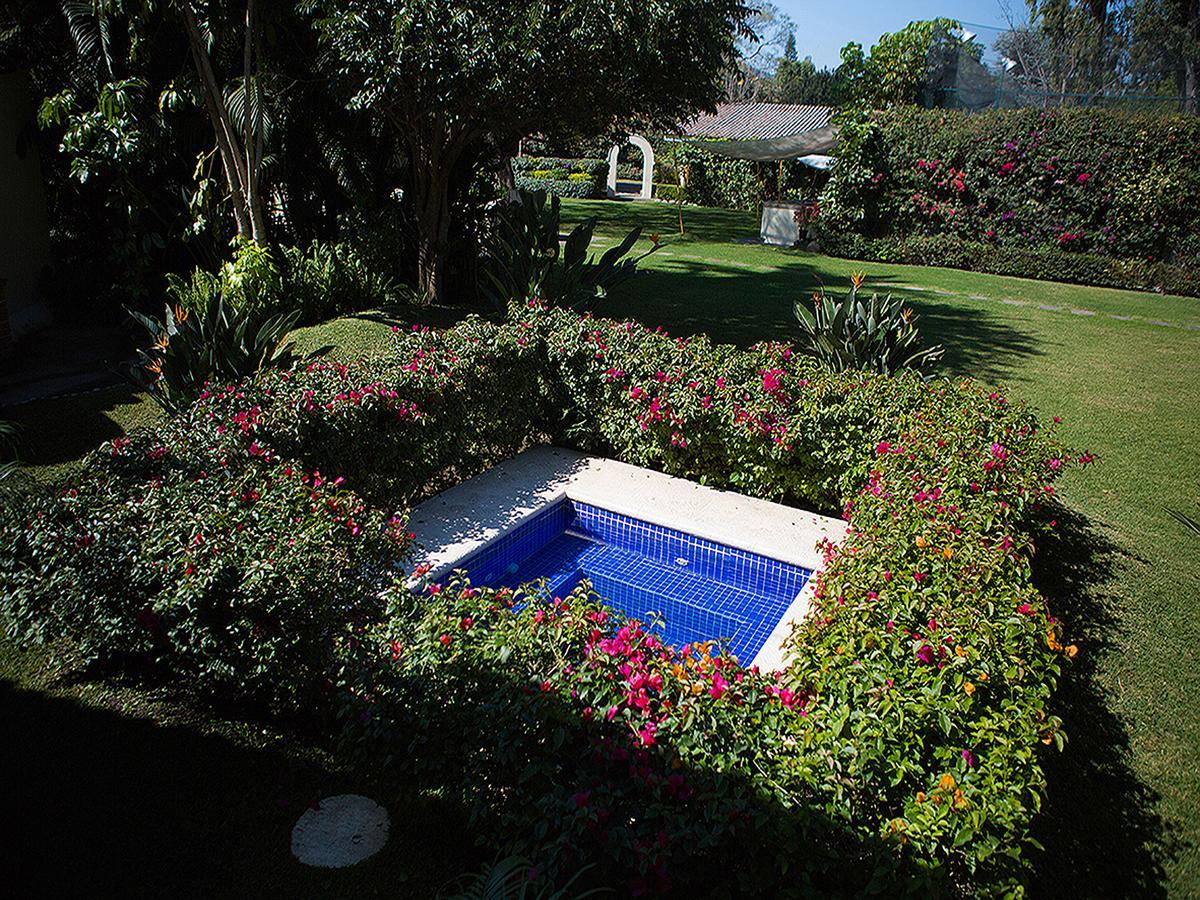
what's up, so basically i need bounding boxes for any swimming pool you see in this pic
[451,498,813,663]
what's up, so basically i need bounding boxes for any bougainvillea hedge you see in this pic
[818,106,1200,295]
[0,305,1086,893]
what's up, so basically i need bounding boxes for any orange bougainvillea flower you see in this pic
[1065,644,1079,658]
[953,789,969,810]
[963,681,976,695]
[955,645,967,658]
[1041,732,1054,744]
[916,791,926,803]
[943,545,954,559]
[939,774,956,792]
[915,535,929,548]
[978,671,989,681]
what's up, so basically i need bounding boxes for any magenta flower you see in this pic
[710,672,728,699]
[962,749,977,768]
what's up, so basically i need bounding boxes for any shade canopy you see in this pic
[678,126,838,161]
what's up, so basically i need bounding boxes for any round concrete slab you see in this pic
[291,795,389,868]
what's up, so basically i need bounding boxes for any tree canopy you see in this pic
[308,0,750,301]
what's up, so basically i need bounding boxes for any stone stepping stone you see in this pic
[291,794,389,868]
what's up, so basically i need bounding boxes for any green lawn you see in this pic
[561,199,1200,896]
[4,200,1198,894]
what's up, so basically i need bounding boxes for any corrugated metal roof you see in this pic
[684,102,834,141]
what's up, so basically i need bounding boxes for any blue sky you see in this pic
[774,0,1017,68]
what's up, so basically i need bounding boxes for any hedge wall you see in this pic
[0,305,1085,894]
[674,142,826,210]
[512,155,607,199]
[818,106,1200,296]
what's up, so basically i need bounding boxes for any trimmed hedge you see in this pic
[512,155,607,198]
[818,106,1200,296]
[823,232,1200,296]
[0,305,1085,893]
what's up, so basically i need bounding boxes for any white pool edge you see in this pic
[404,446,846,671]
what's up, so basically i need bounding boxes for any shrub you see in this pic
[818,106,1200,294]
[673,143,826,210]
[654,182,682,202]
[166,240,282,316]
[821,232,1200,297]
[512,156,607,199]
[279,240,405,323]
[481,191,660,312]
[124,297,311,414]
[167,239,405,327]
[0,389,407,712]
[794,273,944,375]
[1,304,1084,893]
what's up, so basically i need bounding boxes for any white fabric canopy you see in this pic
[677,126,838,161]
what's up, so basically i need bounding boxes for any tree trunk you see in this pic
[180,1,268,243]
[243,0,268,242]
[413,168,451,304]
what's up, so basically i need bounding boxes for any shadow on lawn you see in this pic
[6,382,163,470]
[607,260,1044,385]
[0,670,473,898]
[1028,505,1185,897]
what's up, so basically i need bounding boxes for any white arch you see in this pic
[606,134,655,200]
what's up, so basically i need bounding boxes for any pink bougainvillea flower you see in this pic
[710,672,728,699]
[962,748,978,768]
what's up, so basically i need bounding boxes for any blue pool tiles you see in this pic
[447,499,812,663]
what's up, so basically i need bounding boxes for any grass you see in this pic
[3,199,1198,894]
[561,199,1200,896]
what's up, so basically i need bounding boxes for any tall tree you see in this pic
[309,0,750,304]
[39,1,273,243]
[839,18,970,107]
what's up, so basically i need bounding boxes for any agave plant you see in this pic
[125,295,317,414]
[793,273,944,376]
[483,190,660,311]
[443,855,602,900]
[0,418,20,484]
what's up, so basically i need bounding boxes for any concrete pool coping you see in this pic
[405,445,847,670]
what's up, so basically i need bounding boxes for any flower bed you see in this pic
[0,305,1086,893]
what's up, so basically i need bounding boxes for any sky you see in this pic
[773,0,1020,68]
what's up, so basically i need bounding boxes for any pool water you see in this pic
[453,499,812,663]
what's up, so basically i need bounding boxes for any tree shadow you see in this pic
[5,382,163,469]
[601,259,1045,384]
[1028,504,1185,897]
[0,667,475,898]
[357,659,901,897]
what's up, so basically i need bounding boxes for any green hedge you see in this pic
[818,106,1200,295]
[1,306,1083,893]
[512,155,607,198]
[674,143,826,210]
[823,232,1200,296]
